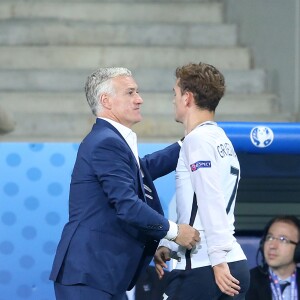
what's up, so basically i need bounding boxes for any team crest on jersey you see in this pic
[250,126,274,148]
[190,161,211,172]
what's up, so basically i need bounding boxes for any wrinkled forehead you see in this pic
[111,75,138,90]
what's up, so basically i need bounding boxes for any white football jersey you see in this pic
[160,121,246,269]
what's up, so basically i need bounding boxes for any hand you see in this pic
[154,246,171,279]
[213,262,240,296]
[174,224,200,249]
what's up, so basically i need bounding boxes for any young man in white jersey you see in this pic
[154,62,250,299]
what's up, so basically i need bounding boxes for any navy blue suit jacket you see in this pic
[246,266,300,300]
[50,118,180,294]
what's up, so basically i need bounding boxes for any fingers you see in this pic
[213,263,241,296]
[162,250,171,262]
[193,230,200,242]
[219,280,240,296]
[175,224,201,248]
[155,263,165,279]
[186,244,193,250]
[216,277,240,296]
[230,276,240,285]
[154,247,170,266]
[154,247,171,279]
[154,253,165,265]
[186,241,196,250]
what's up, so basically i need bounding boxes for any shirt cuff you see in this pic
[164,221,178,241]
[209,250,228,267]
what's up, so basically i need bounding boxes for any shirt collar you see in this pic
[100,117,139,166]
[100,117,133,141]
[269,267,293,282]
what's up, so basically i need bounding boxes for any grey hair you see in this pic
[85,67,132,116]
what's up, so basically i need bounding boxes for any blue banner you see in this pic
[219,122,300,154]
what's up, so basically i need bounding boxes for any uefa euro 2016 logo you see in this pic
[250,126,274,148]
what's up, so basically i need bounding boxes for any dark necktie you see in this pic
[279,281,290,294]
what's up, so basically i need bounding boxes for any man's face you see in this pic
[173,79,186,124]
[263,221,298,272]
[108,76,143,128]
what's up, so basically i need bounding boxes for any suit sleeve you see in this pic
[246,267,270,300]
[91,137,169,240]
[141,142,180,180]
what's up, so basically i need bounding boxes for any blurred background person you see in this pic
[0,104,15,135]
[246,215,300,300]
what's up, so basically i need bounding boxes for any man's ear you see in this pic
[184,91,194,107]
[100,94,112,109]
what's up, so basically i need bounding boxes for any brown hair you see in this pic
[175,62,225,112]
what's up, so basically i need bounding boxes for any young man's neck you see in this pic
[185,110,215,134]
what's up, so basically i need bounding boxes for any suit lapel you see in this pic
[94,118,164,215]
[296,267,300,293]
[261,271,273,300]
[94,118,146,200]
[94,118,140,168]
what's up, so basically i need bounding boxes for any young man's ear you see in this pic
[184,91,194,107]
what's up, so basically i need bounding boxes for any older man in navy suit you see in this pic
[50,67,200,299]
